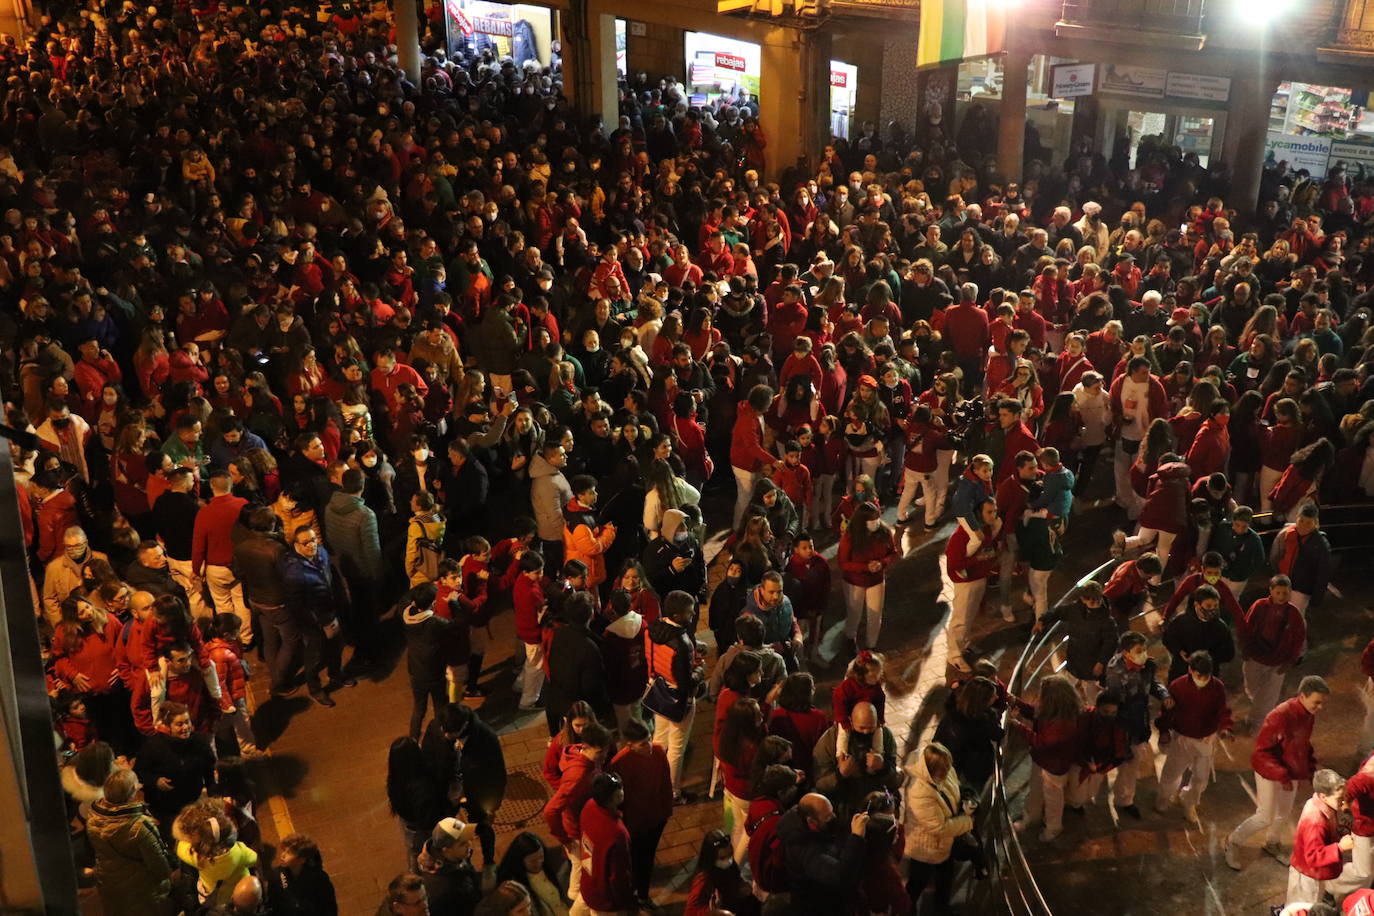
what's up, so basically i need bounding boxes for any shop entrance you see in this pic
[830,60,858,140]
[684,31,761,108]
[1104,106,1220,168]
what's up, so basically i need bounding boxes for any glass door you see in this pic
[1174,116,1214,166]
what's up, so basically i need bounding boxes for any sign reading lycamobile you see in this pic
[1264,132,1333,177]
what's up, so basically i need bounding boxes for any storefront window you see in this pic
[684,32,761,106]
[829,60,857,140]
[443,0,555,67]
[1265,83,1374,177]
[615,18,627,77]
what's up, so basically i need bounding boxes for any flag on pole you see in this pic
[917,0,1007,70]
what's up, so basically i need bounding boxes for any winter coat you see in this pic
[1252,696,1317,784]
[1235,598,1306,668]
[233,531,289,607]
[419,711,507,813]
[784,552,831,620]
[1269,524,1332,604]
[86,798,173,916]
[812,723,901,815]
[901,747,974,864]
[323,491,382,582]
[577,800,635,911]
[601,611,648,705]
[1138,460,1192,534]
[280,546,339,627]
[1103,652,1169,744]
[133,731,216,821]
[51,616,123,695]
[562,500,615,588]
[933,696,1004,789]
[1162,611,1236,682]
[542,746,600,844]
[743,588,800,648]
[1186,417,1231,481]
[546,623,612,723]
[402,606,451,685]
[775,804,865,916]
[642,510,706,598]
[1043,601,1119,681]
[529,454,573,541]
[836,526,899,587]
[1014,713,1080,776]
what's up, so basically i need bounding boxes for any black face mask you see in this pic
[53,417,71,429]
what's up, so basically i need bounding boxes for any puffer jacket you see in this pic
[86,798,174,916]
[1138,460,1191,534]
[562,499,615,587]
[323,491,382,580]
[530,453,573,541]
[901,749,974,864]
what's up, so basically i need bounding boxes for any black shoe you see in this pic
[1065,805,1086,817]
[271,685,300,699]
[338,677,358,688]
[1119,804,1142,820]
[466,685,487,698]
[309,689,336,708]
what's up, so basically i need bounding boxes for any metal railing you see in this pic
[972,499,1373,914]
[1059,0,1206,33]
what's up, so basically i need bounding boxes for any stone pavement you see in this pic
[236,478,1370,916]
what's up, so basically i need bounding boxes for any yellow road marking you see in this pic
[243,679,296,840]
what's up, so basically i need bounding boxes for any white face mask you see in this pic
[413,449,429,463]
[865,519,881,532]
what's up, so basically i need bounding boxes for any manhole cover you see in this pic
[494,764,550,827]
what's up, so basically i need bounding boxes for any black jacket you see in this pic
[151,490,200,561]
[269,862,338,916]
[775,805,865,916]
[122,561,187,602]
[1162,611,1236,682]
[1042,602,1121,681]
[545,622,611,723]
[642,536,706,599]
[133,731,216,820]
[420,710,508,812]
[233,531,289,607]
[403,607,451,685]
[932,697,1005,791]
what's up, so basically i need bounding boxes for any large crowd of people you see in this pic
[8,0,1374,913]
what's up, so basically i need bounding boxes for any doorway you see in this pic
[1106,106,1220,169]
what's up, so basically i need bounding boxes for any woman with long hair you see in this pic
[716,698,767,866]
[542,701,598,791]
[495,831,570,916]
[766,672,830,776]
[133,326,170,402]
[836,502,898,651]
[53,595,136,754]
[731,516,777,586]
[993,360,1046,423]
[1269,437,1337,521]
[1228,390,1266,505]
[642,457,700,540]
[685,829,756,916]
[1012,674,1083,842]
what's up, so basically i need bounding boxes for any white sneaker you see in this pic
[1000,605,1016,622]
[1223,837,1243,871]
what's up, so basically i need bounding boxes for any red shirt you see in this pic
[945,524,997,582]
[607,745,673,833]
[1160,675,1232,739]
[192,493,249,574]
[1291,795,1345,880]
[942,303,990,359]
[1251,696,1317,784]
[578,800,635,911]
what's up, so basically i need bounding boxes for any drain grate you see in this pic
[493,763,550,828]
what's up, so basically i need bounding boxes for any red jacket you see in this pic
[943,303,990,360]
[542,746,600,844]
[995,474,1032,527]
[578,800,635,911]
[832,677,886,730]
[994,422,1040,482]
[1161,572,1243,622]
[1261,422,1303,471]
[1185,417,1230,481]
[1108,372,1168,430]
[607,744,673,834]
[1235,599,1306,668]
[513,574,547,645]
[1290,795,1345,881]
[903,420,948,473]
[36,491,80,564]
[745,797,788,893]
[836,527,898,587]
[73,357,122,419]
[192,493,249,574]
[1251,696,1317,784]
[1138,461,1191,534]
[767,302,809,360]
[945,524,997,583]
[772,462,813,512]
[131,670,218,735]
[1015,714,1079,776]
[51,617,123,693]
[1345,753,1374,837]
[670,413,713,482]
[730,402,774,472]
[784,552,831,619]
[205,637,247,704]
[767,706,829,776]
[1085,331,1124,376]
[1159,675,1232,739]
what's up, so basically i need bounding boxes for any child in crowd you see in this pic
[833,651,887,761]
[771,440,814,529]
[200,613,259,756]
[459,536,493,697]
[54,691,96,754]
[784,533,831,663]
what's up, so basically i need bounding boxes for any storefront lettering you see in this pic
[830,69,848,88]
[715,52,746,72]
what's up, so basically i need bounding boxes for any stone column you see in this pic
[997,48,1030,185]
[395,0,422,87]
[1224,74,1279,216]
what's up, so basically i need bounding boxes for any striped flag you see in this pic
[917,0,1007,70]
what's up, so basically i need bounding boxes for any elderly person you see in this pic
[902,742,980,913]
[86,768,174,916]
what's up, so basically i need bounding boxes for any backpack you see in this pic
[409,519,445,582]
[747,808,788,894]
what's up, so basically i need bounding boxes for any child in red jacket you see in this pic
[1012,674,1082,841]
[783,533,830,662]
[54,691,96,754]
[490,517,537,594]
[459,537,494,697]
[833,651,887,761]
[1285,769,1356,905]
[771,440,813,527]
[201,614,259,755]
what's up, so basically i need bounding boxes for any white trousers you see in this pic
[1125,527,1176,571]
[725,789,750,865]
[947,578,988,662]
[1114,442,1144,519]
[1110,741,1155,807]
[1259,466,1283,512]
[1158,733,1216,809]
[167,556,212,620]
[843,581,885,649]
[204,564,251,643]
[1229,774,1297,848]
[1023,765,1075,834]
[1244,660,1286,727]
[1286,864,1366,906]
[1028,568,1053,620]
[733,466,759,531]
[997,534,1021,613]
[520,641,546,708]
[897,468,945,526]
[653,705,695,793]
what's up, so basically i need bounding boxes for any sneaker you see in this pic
[1040,827,1062,842]
[1064,805,1086,818]
[1110,530,1127,557]
[1224,837,1244,871]
[1118,804,1142,820]
[1000,605,1016,623]
[1262,840,1285,862]
[309,689,336,708]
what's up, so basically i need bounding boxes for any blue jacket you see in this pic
[207,430,269,470]
[280,545,334,626]
[951,472,991,526]
[1103,652,1170,745]
[1029,465,1075,518]
[744,588,800,648]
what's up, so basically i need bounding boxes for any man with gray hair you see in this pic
[942,281,991,390]
[41,525,107,623]
[1286,768,1359,904]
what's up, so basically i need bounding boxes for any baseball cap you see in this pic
[858,374,878,389]
[1170,307,1190,323]
[430,817,476,848]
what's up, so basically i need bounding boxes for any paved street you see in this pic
[237,479,1368,916]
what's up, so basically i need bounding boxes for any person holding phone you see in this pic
[902,742,981,912]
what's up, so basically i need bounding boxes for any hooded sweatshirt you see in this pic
[403,605,450,684]
[602,611,648,704]
[542,745,600,844]
[529,453,573,541]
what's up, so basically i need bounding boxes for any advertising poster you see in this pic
[1264,132,1333,176]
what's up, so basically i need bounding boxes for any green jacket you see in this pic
[86,798,173,916]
